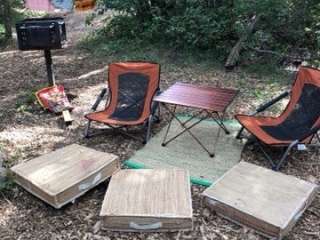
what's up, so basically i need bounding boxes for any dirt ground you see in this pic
[0,12,319,240]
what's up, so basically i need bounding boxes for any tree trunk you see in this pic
[2,0,12,40]
[225,15,260,70]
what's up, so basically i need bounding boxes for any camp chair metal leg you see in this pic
[256,140,299,171]
[161,104,177,146]
[236,127,245,139]
[256,142,276,168]
[273,140,299,171]
[163,114,208,146]
[144,115,153,144]
[84,120,92,138]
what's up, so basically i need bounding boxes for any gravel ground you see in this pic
[0,11,319,240]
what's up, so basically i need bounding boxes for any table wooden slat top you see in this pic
[202,161,318,238]
[11,144,119,196]
[154,82,238,112]
[100,169,193,231]
[101,169,192,217]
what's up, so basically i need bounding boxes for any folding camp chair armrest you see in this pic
[236,90,290,139]
[91,88,108,111]
[253,90,290,115]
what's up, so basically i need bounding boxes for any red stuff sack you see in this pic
[36,85,72,113]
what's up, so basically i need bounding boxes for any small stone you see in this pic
[84,213,94,221]
[307,175,318,184]
[202,208,211,218]
[93,220,101,234]
[247,230,259,240]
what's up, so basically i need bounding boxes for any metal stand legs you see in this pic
[44,50,55,86]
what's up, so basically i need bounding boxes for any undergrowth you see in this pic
[78,26,290,87]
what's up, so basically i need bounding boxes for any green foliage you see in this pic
[15,86,43,113]
[0,0,37,43]
[0,24,4,34]
[93,0,320,67]
[0,178,14,191]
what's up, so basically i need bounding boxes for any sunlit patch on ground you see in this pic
[0,201,17,227]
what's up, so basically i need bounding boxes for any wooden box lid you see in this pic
[11,144,120,208]
[202,162,318,239]
[100,169,193,232]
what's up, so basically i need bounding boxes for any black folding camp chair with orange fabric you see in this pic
[236,66,320,170]
[84,61,161,143]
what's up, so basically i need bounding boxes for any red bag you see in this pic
[35,85,72,113]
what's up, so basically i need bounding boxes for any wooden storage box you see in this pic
[11,144,120,209]
[202,162,318,239]
[100,169,193,232]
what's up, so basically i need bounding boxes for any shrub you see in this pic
[94,0,320,65]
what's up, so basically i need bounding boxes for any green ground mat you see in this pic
[126,117,245,186]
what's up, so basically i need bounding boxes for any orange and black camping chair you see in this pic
[84,61,161,143]
[236,66,320,170]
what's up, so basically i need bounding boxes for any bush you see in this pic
[93,0,320,66]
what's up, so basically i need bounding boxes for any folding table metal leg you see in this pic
[161,104,177,146]
[161,104,205,146]
[161,104,215,157]
[210,111,230,134]
[256,140,299,171]
[256,142,276,168]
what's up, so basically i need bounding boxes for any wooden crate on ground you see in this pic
[100,169,193,232]
[202,161,318,239]
[11,144,120,209]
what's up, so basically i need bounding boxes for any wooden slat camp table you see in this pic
[154,82,238,157]
[11,144,120,209]
[202,162,318,239]
[100,169,193,232]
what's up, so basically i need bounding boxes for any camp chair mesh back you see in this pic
[262,83,320,141]
[104,62,160,124]
[236,66,320,170]
[237,67,320,145]
[110,72,149,121]
[84,61,160,143]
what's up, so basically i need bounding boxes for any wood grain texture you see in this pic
[203,161,318,238]
[100,169,193,231]
[11,144,120,208]
[153,82,238,112]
